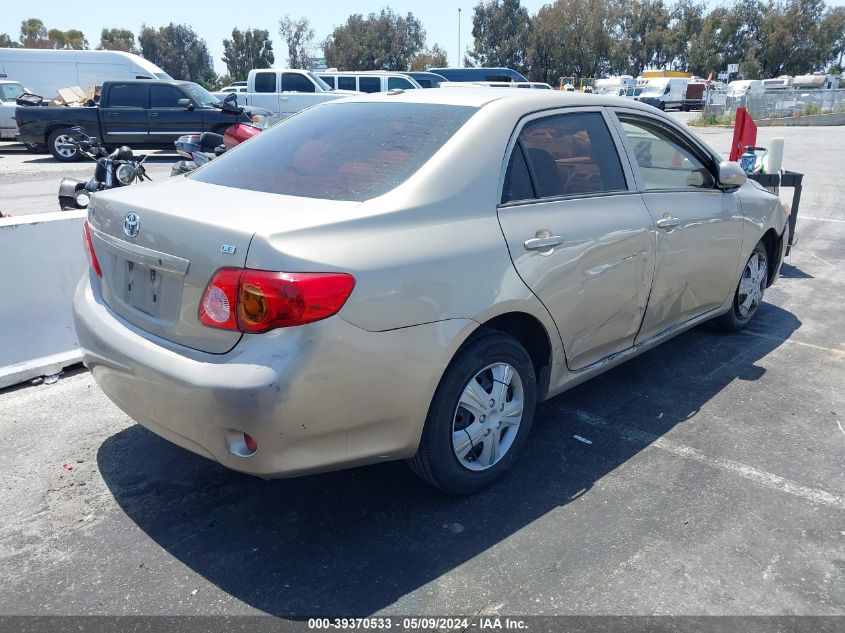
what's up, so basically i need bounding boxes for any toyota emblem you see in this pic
[123,212,140,238]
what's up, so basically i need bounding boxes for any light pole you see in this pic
[458,8,462,68]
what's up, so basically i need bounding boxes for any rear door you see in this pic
[497,108,657,370]
[100,83,149,145]
[610,110,743,342]
[148,84,204,144]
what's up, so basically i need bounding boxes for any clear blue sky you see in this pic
[2,0,844,75]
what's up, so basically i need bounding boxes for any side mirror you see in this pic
[718,160,747,188]
[177,98,194,110]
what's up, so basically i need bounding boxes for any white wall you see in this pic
[0,210,87,388]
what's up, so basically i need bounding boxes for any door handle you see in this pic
[280,96,289,102]
[107,112,118,118]
[524,235,564,251]
[148,112,158,117]
[656,217,680,230]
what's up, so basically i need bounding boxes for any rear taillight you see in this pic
[83,221,102,278]
[199,268,355,333]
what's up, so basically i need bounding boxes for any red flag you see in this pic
[729,107,757,162]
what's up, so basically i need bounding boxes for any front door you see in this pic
[148,84,205,145]
[497,109,657,370]
[611,112,744,343]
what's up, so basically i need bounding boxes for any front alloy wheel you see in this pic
[716,241,768,331]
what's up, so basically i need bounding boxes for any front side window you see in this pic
[107,84,148,108]
[388,77,414,90]
[190,102,476,201]
[254,72,277,93]
[618,117,715,190]
[150,85,187,108]
[282,73,316,93]
[512,111,627,199]
[320,76,336,89]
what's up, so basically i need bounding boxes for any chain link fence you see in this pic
[705,89,845,120]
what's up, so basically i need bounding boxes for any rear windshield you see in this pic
[190,102,476,201]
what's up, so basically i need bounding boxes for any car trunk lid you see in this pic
[87,178,361,354]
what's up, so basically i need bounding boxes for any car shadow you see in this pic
[97,302,800,617]
[778,263,813,279]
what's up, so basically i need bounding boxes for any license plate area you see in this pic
[112,256,184,323]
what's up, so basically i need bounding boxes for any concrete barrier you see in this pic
[757,112,845,127]
[0,210,87,388]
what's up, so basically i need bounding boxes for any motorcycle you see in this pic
[171,94,266,176]
[58,127,150,210]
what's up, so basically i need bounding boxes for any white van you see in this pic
[316,71,422,93]
[0,49,171,100]
[726,80,764,107]
[594,76,635,96]
[636,77,689,110]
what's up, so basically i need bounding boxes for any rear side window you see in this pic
[337,76,356,91]
[150,85,186,108]
[359,77,380,93]
[282,73,315,93]
[107,84,148,108]
[320,76,336,89]
[502,144,534,203]
[517,112,627,197]
[254,72,277,93]
[191,103,476,201]
[416,79,433,88]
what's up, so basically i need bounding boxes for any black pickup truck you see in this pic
[16,80,253,161]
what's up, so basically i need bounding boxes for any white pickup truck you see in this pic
[219,68,358,121]
[0,80,28,141]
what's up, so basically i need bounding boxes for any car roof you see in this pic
[332,86,661,112]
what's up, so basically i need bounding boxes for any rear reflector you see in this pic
[82,221,102,278]
[199,268,355,333]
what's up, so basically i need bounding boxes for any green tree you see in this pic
[614,0,672,75]
[138,23,216,88]
[466,0,532,73]
[99,28,138,54]
[19,18,48,47]
[324,8,426,70]
[278,16,314,69]
[222,28,274,79]
[47,28,88,50]
[666,0,706,70]
[410,44,448,70]
[0,34,20,48]
[529,0,617,80]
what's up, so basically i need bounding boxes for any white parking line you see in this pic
[569,409,845,510]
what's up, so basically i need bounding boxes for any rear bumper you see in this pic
[73,274,474,478]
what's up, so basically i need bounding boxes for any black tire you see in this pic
[48,129,81,162]
[408,329,537,495]
[715,241,769,332]
[58,195,77,211]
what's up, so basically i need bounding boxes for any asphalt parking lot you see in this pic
[0,118,843,621]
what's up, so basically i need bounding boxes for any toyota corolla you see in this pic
[73,89,788,494]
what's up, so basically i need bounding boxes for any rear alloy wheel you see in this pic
[715,241,768,331]
[48,129,80,162]
[408,330,537,494]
